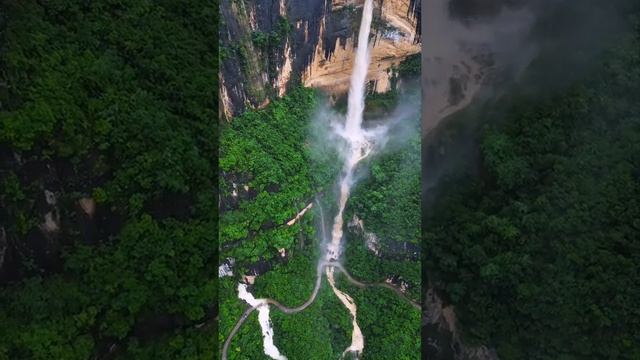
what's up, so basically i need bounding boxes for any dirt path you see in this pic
[221,260,420,360]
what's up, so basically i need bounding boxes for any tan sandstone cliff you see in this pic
[219,0,420,119]
[303,0,420,95]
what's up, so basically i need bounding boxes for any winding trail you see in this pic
[221,198,419,360]
[221,260,420,360]
[222,1,418,358]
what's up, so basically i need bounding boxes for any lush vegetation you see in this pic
[218,87,339,357]
[397,53,420,79]
[0,0,217,358]
[220,241,420,359]
[349,110,421,247]
[344,87,421,300]
[219,247,342,359]
[424,16,640,360]
[219,87,325,264]
[219,59,421,356]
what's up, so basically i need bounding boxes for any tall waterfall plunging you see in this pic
[325,0,374,264]
[230,1,383,359]
[324,0,375,357]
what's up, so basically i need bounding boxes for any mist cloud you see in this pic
[422,0,634,133]
[422,0,537,132]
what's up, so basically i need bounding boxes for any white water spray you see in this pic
[237,284,287,360]
[325,0,375,263]
[325,0,376,357]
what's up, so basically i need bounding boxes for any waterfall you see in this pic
[232,1,378,358]
[325,0,374,264]
[325,0,375,357]
[237,284,287,360]
[345,0,374,140]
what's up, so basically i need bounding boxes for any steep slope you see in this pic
[219,0,420,118]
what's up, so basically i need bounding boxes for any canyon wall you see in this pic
[303,0,420,95]
[219,0,420,119]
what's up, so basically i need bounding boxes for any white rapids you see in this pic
[237,284,288,360]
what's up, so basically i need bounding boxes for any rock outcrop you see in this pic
[219,0,420,119]
[303,0,420,95]
[424,286,499,360]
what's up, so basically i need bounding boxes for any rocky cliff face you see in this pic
[303,0,420,95]
[219,0,420,119]
[424,285,499,360]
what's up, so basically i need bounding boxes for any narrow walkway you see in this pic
[221,260,420,360]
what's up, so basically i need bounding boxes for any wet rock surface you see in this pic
[220,0,330,117]
[348,213,420,261]
[304,0,420,95]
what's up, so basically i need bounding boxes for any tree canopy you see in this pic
[0,1,217,358]
[424,20,640,360]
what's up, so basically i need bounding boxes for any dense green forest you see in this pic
[343,58,422,301]
[219,61,421,357]
[219,87,323,264]
[424,10,640,360]
[0,1,217,358]
[219,244,419,359]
